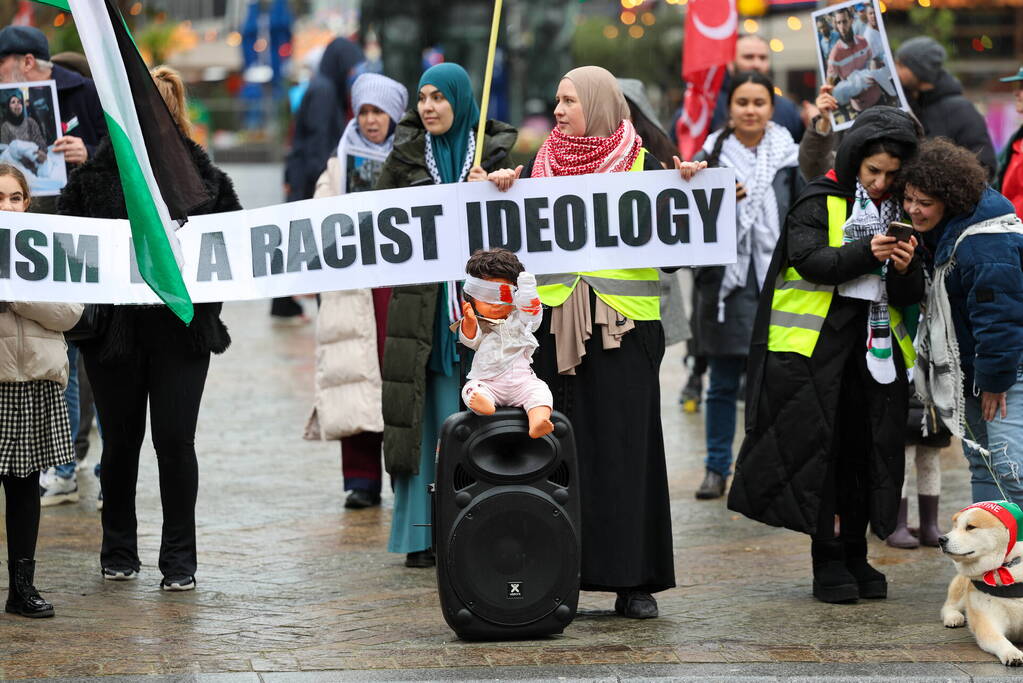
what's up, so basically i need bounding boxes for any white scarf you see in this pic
[335,119,394,196]
[704,122,797,321]
[837,183,900,384]
[917,214,1023,447]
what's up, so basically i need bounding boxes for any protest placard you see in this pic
[0,168,737,304]
[812,0,910,131]
[0,79,67,196]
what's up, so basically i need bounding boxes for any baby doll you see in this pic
[458,248,554,439]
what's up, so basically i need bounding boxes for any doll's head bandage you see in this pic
[463,275,516,306]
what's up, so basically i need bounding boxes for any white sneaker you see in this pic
[39,468,79,507]
[102,567,137,581]
[160,576,196,591]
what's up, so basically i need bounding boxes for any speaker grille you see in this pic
[447,490,577,626]
[453,463,476,491]
[548,461,570,488]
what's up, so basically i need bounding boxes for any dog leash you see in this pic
[963,419,1012,503]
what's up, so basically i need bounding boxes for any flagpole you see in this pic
[473,0,503,168]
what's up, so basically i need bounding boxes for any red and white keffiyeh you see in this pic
[531,119,643,178]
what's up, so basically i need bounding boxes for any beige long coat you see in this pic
[303,157,384,440]
[0,302,83,387]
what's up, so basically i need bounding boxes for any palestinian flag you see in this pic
[36,0,210,323]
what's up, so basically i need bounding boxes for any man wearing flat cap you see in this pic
[0,25,106,180]
[995,66,1023,216]
[894,36,996,177]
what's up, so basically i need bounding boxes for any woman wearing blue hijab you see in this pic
[376,63,518,567]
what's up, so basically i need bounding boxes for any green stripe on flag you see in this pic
[33,0,70,10]
[105,113,193,323]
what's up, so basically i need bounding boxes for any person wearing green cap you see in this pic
[375,62,517,569]
[995,66,1023,218]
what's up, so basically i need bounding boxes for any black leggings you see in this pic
[84,349,209,578]
[2,471,41,580]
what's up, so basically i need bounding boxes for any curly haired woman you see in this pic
[903,138,1023,507]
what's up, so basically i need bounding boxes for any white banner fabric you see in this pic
[0,168,737,304]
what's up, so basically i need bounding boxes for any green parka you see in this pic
[376,112,517,475]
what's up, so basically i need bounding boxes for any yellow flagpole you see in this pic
[473,0,503,168]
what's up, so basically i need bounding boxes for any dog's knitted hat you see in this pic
[961,500,1023,586]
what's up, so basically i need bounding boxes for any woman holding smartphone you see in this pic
[728,107,923,604]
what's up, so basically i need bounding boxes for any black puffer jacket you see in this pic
[908,70,997,178]
[728,107,924,538]
[58,136,238,363]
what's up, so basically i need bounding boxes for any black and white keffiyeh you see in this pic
[425,130,476,185]
[703,122,798,321]
[838,182,901,384]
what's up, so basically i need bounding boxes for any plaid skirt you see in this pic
[0,380,74,478]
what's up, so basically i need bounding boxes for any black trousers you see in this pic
[83,349,210,578]
[2,471,40,583]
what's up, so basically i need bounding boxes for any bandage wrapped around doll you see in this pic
[458,259,554,439]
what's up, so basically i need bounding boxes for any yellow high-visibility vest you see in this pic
[767,194,916,368]
[535,148,660,321]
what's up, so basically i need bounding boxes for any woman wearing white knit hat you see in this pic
[304,72,409,510]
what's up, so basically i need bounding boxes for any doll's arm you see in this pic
[514,272,543,332]
[459,300,484,350]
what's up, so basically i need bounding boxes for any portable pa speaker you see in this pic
[433,408,580,640]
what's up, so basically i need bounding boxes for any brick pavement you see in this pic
[0,165,994,678]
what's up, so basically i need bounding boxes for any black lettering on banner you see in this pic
[593,192,617,247]
[287,218,323,272]
[0,229,9,279]
[251,224,284,277]
[524,197,552,252]
[358,211,376,265]
[15,230,47,281]
[694,188,725,243]
[321,213,357,269]
[411,205,442,260]
[656,189,690,244]
[465,202,484,254]
[53,233,99,283]
[378,208,413,264]
[618,190,652,247]
[487,200,522,252]
[553,195,587,251]
[197,232,233,281]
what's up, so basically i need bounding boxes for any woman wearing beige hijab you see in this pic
[481,66,705,618]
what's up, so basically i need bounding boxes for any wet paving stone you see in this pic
[0,294,988,678]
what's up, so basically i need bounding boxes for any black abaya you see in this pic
[532,292,676,593]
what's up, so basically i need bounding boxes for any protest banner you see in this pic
[0,79,67,196]
[812,0,910,132]
[0,168,736,305]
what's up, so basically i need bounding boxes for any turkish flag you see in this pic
[676,0,738,160]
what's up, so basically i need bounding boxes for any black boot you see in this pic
[810,539,858,604]
[695,470,727,500]
[842,536,887,599]
[5,559,54,618]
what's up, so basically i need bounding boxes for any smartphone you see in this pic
[886,221,914,243]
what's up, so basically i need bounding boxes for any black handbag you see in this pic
[65,304,111,343]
